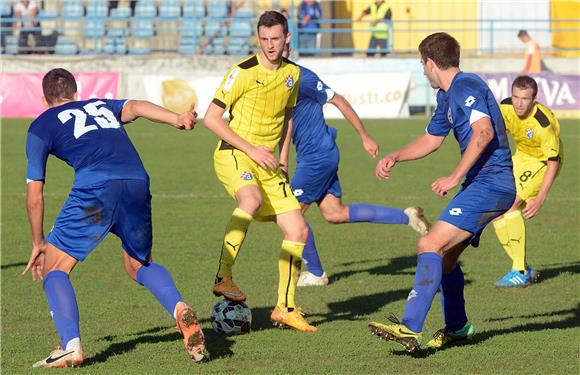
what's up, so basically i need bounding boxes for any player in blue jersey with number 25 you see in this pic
[368,33,516,352]
[282,46,431,287]
[23,68,207,367]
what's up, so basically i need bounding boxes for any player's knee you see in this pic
[123,255,143,282]
[417,235,444,254]
[287,221,308,243]
[237,194,262,215]
[322,208,348,224]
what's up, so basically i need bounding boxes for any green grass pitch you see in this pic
[1,118,578,374]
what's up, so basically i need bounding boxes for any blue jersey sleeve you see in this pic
[299,67,334,105]
[454,79,491,126]
[102,99,129,124]
[426,90,450,136]
[26,131,50,182]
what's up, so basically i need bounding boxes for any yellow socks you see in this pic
[504,210,526,273]
[494,210,527,273]
[216,208,253,279]
[277,240,305,309]
[493,217,513,261]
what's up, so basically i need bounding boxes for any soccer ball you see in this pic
[210,300,252,335]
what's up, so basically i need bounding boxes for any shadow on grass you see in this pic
[536,262,580,283]
[387,303,579,358]
[87,324,235,365]
[312,288,409,327]
[329,255,417,283]
[1,261,27,270]
[312,278,472,326]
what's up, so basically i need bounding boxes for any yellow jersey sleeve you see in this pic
[213,65,248,109]
[534,105,561,159]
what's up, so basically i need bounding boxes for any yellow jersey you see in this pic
[212,54,300,151]
[500,99,562,162]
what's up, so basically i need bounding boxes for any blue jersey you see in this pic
[427,72,513,190]
[292,66,338,161]
[26,99,148,188]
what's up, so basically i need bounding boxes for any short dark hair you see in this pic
[42,68,77,106]
[257,10,288,34]
[512,75,538,98]
[418,32,460,70]
[517,29,528,38]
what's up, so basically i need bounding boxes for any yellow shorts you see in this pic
[214,147,300,221]
[513,153,561,202]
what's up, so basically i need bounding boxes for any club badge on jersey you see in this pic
[526,128,534,139]
[285,75,295,89]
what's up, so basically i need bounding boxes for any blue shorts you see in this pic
[47,179,152,263]
[438,181,515,247]
[291,147,342,205]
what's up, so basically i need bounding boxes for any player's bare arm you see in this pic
[278,107,294,174]
[431,117,494,197]
[376,133,444,180]
[23,180,47,281]
[204,102,277,170]
[120,100,197,130]
[523,156,559,219]
[330,93,379,158]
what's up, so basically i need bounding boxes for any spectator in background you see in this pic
[14,0,41,53]
[298,0,322,56]
[518,30,543,74]
[357,0,392,57]
[108,1,137,16]
[0,1,14,53]
[280,8,289,20]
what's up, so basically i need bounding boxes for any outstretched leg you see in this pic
[368,221,471,352]
[32,244,83,368]
[271,210,317,332]
[213,185,260,301]
[125,253,207,363]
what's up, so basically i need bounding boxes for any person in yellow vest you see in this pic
[518,30,542,74]
[357,0,392,57]
[493,75,563,287]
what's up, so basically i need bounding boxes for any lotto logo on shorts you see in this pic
[449,208,462,216]
[240,171,253,181]
[293,189,304,197]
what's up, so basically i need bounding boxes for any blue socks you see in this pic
[136,262,183,318]
[302,223,324,277]
[440,264,468,332]
[349,204,409,224]
[302,205,409,275]
[402,253,443,333]
[44,271,80,350]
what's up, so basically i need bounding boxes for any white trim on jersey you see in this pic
[469,109,490,126]
[325,88,335,102]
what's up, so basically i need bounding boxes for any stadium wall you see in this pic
[2,55,579,118]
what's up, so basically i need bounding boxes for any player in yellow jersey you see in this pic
[203,10,316,332]
[493,75,562,287]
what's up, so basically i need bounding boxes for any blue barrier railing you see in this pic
[1,14,578,56]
